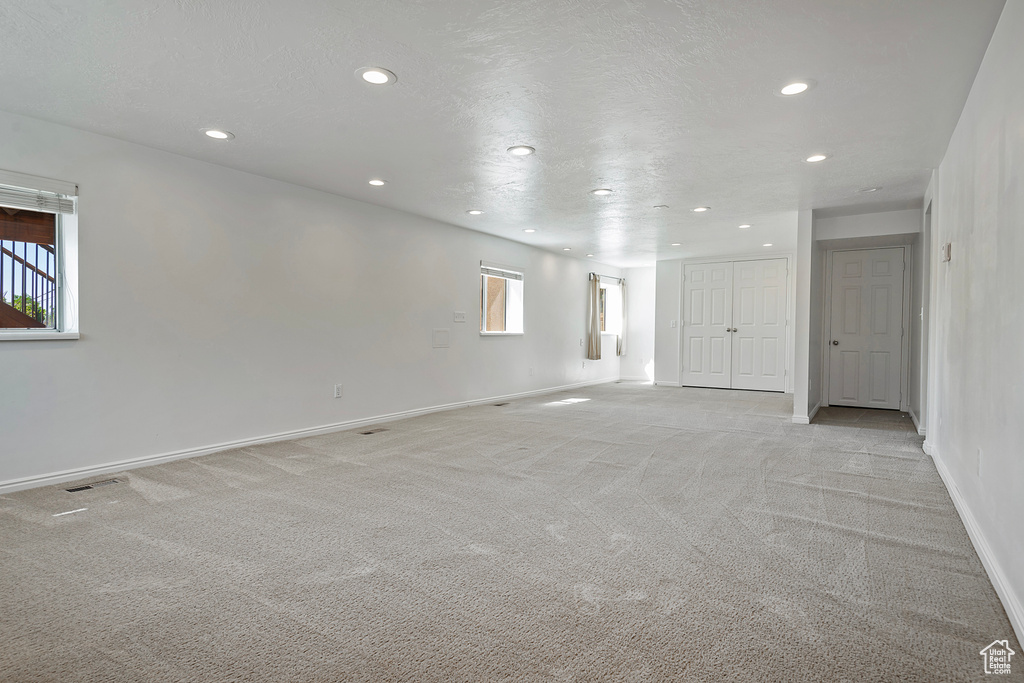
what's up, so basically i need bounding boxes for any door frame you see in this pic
[677,253,795,392]
[821,245,913,411]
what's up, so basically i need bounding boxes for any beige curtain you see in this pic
[617,277,627,356]
[587,273,601,360]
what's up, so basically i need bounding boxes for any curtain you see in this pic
[587,273,601,360]
[617,277,627,356]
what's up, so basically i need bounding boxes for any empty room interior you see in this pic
[1,0,1022,680]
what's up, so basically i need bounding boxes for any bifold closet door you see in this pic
[681,262,733,389]
[731,259,788,392]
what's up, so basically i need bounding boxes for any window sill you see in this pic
[1,331,80,341]
[480,332,524,336]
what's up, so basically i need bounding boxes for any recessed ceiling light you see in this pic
[357,67,397,85]
[739,224,752,229]
[780,82,809,95]
[586,254,594,257]
[523,229,536,233]
[805,154,829,163]
[591,188,613,196]
[763,243,773,247]
[368,179,386,186]
[507,145,535,156]
[466,209,484,215]
[653,204,669,209]
[563,247,571,251]
[692,206,710,212]
[203,129,234,140]
[860,187,881,193]
[671,243,681,246]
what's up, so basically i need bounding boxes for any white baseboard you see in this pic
[792,401,821,425]
[923,440,937,458]
[909,408,926,436]
[617,376,653,382]
[932,449,1024,645]
[0,377,618,495]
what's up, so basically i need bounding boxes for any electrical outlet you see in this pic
[670,320,677,328]
[334,384,344,399]
[582,360,586,369]
[580,338,584,346]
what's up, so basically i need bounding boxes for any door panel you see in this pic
[828,248,905,409]
[730,258,788,391]
[681,262,733,388]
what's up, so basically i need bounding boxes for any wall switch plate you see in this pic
[670,320,677,328]
[529,367,534,376]
[453,311,466,323]
[334,384,343,399]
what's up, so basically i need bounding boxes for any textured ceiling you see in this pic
[0,0,1006,267]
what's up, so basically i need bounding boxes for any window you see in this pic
[599,278,622,336]
[0,170,79,340]
[480,263,523,334]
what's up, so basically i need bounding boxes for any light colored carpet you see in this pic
[1,383,1019,682]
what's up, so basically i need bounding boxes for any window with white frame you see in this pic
[480,263,523,334]
[0,170,79,340]
[600,277,622,336]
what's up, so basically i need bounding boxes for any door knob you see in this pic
[832,340,839,346]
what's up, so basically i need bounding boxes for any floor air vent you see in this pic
[66,478,119,493]
[360,428,388,435]
[493,403,510,407]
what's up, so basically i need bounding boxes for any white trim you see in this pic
[923,440,937,458]
[0,168,78,197]
[909,408,926,436]
[618,376,653,382]
[932,450,1024,644]
[792,401,820,425]
[0,378,618,495]
[0,331,80,341]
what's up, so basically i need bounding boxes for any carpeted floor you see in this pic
[1,383,1019,682]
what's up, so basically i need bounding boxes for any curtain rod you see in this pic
[590,272,623,281]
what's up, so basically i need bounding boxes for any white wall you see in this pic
[815,209,920,241]
[927,0,1024,639]
[621,266,655,381]
[792,210,816,422]
[653,260,681,385]
[909,205,931,433]
[0,110,620,489]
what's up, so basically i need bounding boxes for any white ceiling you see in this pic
[0,0,1006,267]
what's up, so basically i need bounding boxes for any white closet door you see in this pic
[681,262,733,388]
[828,248,905,409]
[731,259,788,392]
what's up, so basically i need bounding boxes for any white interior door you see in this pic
[731,259,788,392]
[828,248,906,409]
[681,262,732,388]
